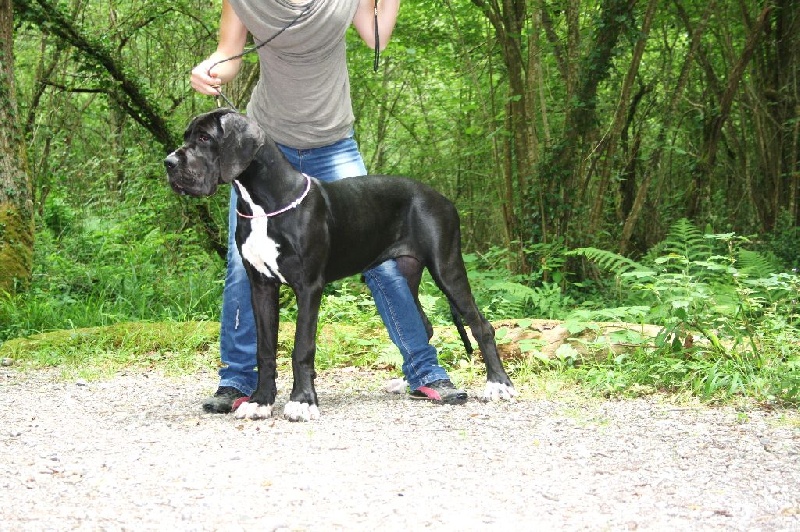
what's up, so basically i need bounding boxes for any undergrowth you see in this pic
[564,219,800,404]
[1,217,798,406]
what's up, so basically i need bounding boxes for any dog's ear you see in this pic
[218,111,266,183]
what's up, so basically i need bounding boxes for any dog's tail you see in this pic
[450,303,474,354]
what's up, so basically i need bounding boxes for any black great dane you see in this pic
[164,108,516,422]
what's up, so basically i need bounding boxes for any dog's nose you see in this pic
[164,153,179,170]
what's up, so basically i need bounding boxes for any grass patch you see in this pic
[1,318,797,410]
[0,320,400,382]
[1,321,221,379]
[566,347,800,406]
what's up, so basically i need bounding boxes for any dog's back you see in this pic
[316,175,461,279]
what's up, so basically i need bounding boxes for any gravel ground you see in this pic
[1,367,799,531]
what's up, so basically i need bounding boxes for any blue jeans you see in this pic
[218,134,449,393]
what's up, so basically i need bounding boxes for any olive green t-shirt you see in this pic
[228,0,360,149]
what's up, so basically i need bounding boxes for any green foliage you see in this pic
[458,249,574,321]
[5,0,800,408]
[567,246,651,276]
[42,193,79,237]
[644,218,712,264]
[1,194,223,342]
[566,219,800,404]
[761,210,800,269]
[0,321,220,379]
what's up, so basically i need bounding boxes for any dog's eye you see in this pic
[198,134,211,143]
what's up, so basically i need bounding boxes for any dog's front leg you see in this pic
[234,280,280,420]
[283,282,324,422]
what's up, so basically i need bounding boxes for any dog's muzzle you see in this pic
[164,152,189,195]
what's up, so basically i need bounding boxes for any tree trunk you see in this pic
[618,0,716,254]
[588,0,658,233]
[539,0,637,245]
[747,0,800,232]
[685,3,772,220]
[470,0,539,270]
[0,0,34,293]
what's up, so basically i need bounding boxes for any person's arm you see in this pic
[352,0,400,51]
[190,0,249,96]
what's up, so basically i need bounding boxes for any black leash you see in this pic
[373,0,380,72]
[210,2,314,110]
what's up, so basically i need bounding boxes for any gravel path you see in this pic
[1,367,799,531]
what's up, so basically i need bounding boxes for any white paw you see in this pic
[283,401,320,422]
[383,378,408,394]
[233,401,274,420]
[482,382,517,402]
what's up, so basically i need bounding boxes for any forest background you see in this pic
[0,0,798,405]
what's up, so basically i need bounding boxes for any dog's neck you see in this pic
[234,136,310,215]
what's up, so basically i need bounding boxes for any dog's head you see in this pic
[164,108,266,197]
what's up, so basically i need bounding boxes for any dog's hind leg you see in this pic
[428,248,516,402]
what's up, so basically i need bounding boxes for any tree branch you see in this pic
[14,0,178,150]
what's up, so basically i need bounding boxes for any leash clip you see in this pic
[213,86,238,111]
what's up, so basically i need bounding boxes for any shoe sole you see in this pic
[409,391,468,405]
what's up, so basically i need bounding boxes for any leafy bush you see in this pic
[3,209,798,406]
[1,200,223,342]
[566,219,800,404]
[761,209,800,269]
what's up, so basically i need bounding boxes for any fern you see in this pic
[736,249,778,278]
[643,218,711,268]
[663,218,711,261]
[483,280,539,319]
[566,247,652,276]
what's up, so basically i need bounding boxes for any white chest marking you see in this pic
[237,186,287,283]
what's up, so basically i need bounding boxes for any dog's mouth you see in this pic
[168,177,217,198]
[169,180,190,196]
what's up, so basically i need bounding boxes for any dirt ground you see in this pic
[1,367,799,531]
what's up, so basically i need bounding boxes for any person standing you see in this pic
[190,0,467,413]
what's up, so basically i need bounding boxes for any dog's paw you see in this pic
[283,401,320,422]
[482,381,517,402]
[233,401,274,420]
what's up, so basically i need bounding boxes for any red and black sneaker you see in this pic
[202,386,247,414]
[410,379,468,405]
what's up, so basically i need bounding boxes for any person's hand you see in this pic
[190,59,223,96]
